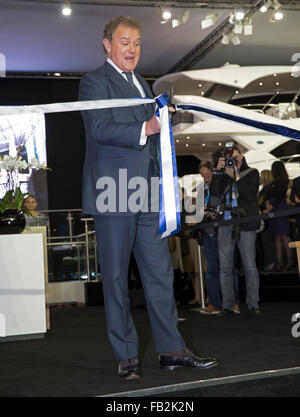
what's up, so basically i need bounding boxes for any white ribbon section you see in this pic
[0,98,155,116]
[159,105,178,238]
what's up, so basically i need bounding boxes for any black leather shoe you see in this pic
[118,359,140,380]
[159,351,219,371]
[217,308,234,317]
[249,307,261,315]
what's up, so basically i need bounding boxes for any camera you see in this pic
[224,142,237,169]
[202,207,218,223]
[213,142,237,176]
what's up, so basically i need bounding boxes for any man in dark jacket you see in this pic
[79,15,218,379]
[211,144,261,315]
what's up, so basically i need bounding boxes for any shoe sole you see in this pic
[199,309,221,315]
[124,373,140,380]
[160,361,219,371]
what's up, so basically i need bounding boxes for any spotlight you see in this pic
[244,18,253,35]
[62,1,72,16]
[234,10,245,21]
[272,0,282,10]
[162,9,172,20]
[172,10,190,29]
[171,18,180,28]
[231,34,241,46]
[260,0,272,13]
[233,23,243,34]
[201,13,218,30]
[229,12,235,24]
[274,10,284,20]
[269,10,284,22]
[221,32,232,45]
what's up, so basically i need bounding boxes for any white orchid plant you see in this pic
[0,153,49,214]
[0,116,50,214]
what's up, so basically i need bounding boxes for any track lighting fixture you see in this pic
[62,1,72,16]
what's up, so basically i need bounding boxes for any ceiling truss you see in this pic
[1,0,299,79]
[167,0,265,73]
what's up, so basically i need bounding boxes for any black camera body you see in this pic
[213,142,237,176]
[224,142,237,169]
[202,207,218,224]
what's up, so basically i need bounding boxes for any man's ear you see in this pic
[103,38,111,55]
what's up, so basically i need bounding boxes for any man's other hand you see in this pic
[217,157,225,170]
[145,115,160,136]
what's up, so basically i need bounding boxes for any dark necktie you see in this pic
[123,71,142,97]
[124,71,159,169]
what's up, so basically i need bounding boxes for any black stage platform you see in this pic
[1,300,300,397]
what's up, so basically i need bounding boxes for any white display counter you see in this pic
[0,233,47,341]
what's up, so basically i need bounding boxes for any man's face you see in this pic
[200,167,213,185]
[232,150,243,170]
[103,24,141,72]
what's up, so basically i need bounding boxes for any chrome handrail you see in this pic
[39,208,98,283]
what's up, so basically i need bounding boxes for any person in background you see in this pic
[290,175,300,241]
[199,161,240,315]
[263,161,294,271]
[23,195,48,227]
[258,169,276,272]
[212,144,261,316]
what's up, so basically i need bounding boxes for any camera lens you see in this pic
[225,157,236,168]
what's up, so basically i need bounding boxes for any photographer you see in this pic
[199,161,240,315]
[211,143,261,316]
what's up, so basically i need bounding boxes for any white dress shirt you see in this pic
[106,58,147,145]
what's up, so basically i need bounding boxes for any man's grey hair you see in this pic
[103,16,143,54]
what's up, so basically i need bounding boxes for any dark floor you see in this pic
[1,300,300,397]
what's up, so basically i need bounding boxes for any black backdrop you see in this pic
[0,77,199,210]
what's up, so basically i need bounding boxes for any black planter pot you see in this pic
[0,209,26,235]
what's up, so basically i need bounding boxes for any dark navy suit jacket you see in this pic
[79,61,158,216]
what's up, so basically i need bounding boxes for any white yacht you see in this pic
[153,64,300,178]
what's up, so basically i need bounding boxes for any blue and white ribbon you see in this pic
[155,93,181,238]
[176,103,300,141]
[2,94,300,238]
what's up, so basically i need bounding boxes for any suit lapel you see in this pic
[104,62,136,98]
[135,72,156,119]
[104,62,155,121]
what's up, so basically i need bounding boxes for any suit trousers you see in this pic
[93,210,186,362]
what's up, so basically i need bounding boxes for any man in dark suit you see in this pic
[79,15,218,379]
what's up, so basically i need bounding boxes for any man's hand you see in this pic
[225,166,240,180]
[145,107,175,137]
[217,157,225,170]
[295,194,300,204]
[145,115,160,136]
[217,157,239,179]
